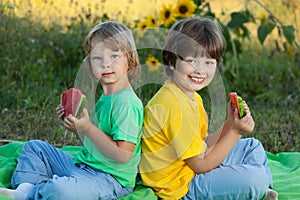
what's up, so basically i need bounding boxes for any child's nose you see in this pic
[194,63,203,72]
[102,58,111,68]
[194,59,206,70]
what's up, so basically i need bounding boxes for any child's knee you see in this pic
[39,175,78,199]
[23,140,45,151]
[250,138,262,147]
[242,138,264,151]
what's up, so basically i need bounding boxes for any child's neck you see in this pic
[171,80,195,101]
[102,80,132,96]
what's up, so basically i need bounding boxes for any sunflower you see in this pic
[146,55,161,72]
[137,20,149,31]
[158,3,176,27]
[136,19,149,36]
[174,0,196,18]
[146,16,158,27]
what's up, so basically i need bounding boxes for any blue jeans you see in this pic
[182,138,272,200]
[11,140,133,200]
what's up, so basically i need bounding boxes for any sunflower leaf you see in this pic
[257,22,275,44]
[282,25,295,44]
[228,11,250,29]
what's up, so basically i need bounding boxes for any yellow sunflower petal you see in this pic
[158,3,176,27]
[137,20,148,30]
[259,13,266,20]
[136,20,149,36]
[146,16,158,27]
[174,0,196,18]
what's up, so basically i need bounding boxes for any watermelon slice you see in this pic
[229,92,246,118]
[61,88,86,118]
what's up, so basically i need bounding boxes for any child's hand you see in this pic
[68,108,93,133]
[56,104,65,125]
[56,104,77,132]
[228,100,255,135]
[63,115,77,132]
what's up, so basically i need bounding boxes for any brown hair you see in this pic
[83,21,140,81]
[162,17,226,76]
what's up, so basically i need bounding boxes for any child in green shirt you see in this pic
[0,21,143,200]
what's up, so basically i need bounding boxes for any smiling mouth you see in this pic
[189,76,205,84]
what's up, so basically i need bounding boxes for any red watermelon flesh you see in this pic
[61,88,86,118]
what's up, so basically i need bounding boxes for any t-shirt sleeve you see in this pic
[111,96,143,144]
[143,103,168,138]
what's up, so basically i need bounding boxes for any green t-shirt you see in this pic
[73,88,144,188]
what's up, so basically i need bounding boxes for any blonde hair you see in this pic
[162,17,226,76]
[83,21,140,81]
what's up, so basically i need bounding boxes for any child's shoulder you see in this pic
[113,88,143,107]
[146,82,181,108]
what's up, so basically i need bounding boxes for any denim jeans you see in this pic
[182,138,272,200]
[11,140,133,200]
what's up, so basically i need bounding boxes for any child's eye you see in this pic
[111,55,119,59]
[93,56,102,61]
[185,59,196,65]
[205,60,216,65]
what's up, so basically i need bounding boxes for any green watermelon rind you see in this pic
[237,96,246,118]
[75,95,86,117]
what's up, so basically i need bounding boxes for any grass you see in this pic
[222,44,300,153]
[0,1,299,153]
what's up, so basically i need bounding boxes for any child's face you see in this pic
[172,56,217,96]
[90,42,129,86]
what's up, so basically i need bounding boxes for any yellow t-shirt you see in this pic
[139,80,208,199]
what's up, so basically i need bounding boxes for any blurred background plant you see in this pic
[0,0,299,153]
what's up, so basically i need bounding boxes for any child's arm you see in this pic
[69,108,135,163]
[185,100,254,174]
[186,126,241,174]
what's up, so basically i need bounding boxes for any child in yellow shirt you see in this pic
[139,17,278,200]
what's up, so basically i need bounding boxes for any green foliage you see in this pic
[228,10,253,29]
[258,20,275,44]
[282,25,296,45]
[0,13,89,109]
[137,0,299,84]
